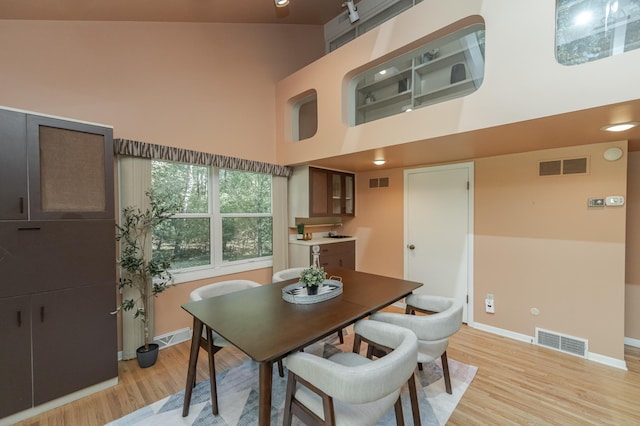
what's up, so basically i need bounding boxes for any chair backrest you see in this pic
[405,294,463,341]
[189,279,261,302]
[272,267,305,282]
[286,320,418,405]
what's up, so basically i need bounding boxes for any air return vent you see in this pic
[535,328,588,358]
[539,158,588,176]
[562,158,588,174]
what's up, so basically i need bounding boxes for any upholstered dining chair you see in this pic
[272,267,345,344]
[283,319,418,426]
[369,294,463,395]
[189,279,284,415]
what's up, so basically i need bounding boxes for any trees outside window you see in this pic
[151,161,272,273]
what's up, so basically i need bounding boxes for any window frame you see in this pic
[152,160,273,284]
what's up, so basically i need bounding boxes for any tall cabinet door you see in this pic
[26,114,114,221]
[0,296,32,418]
[0,109,28,220]
[31,284,117,406]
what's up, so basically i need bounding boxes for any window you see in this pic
[151,160,272,279]
[556,0,640,65]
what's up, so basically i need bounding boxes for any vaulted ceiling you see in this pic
[0,0,345,25]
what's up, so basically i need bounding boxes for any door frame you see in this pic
[403,162,475,324]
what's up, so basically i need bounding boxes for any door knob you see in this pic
[407,244,415,250]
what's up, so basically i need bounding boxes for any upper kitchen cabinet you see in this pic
[0,107,114,221]
[288,165,355,226]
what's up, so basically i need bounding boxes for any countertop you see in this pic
[289,236,356,246]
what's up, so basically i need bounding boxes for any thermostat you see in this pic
[605,196,624,206]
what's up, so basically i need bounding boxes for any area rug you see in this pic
[107,334,477,426]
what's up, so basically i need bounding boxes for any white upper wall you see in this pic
[275,0,640,165]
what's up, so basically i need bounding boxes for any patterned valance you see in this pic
[114,138,293,177]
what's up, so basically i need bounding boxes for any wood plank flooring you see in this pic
[13,323,640,425]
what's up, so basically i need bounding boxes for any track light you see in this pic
[342,0,359,24]
[275,0,289,7]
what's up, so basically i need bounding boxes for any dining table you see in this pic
[181,267,423,426]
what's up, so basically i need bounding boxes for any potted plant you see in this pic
[112,191,177,368]
[299,266,327,295]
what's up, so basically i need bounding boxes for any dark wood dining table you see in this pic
[180,268,422,426]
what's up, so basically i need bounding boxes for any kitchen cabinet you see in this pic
[288,166,355,226]
[0,107,117,421]
[289,240,356,270]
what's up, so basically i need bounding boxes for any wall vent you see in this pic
[539,157,588,176]
[535,327,588,358]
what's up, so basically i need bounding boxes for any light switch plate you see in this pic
[605,196,624,206]
[588,198,605,207]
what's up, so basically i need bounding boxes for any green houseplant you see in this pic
[299,266,327,295]
[113,191,177,368]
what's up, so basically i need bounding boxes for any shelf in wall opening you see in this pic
[357,67,412,93]
[414,49,468,76]
[289,223,342,229]
[357,91,412,112]
[414,79,476,105]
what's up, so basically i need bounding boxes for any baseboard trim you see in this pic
[471,322,628,370]
[625,336,640,348]
[0,378,118,426]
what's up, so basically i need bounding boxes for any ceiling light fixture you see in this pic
[275,0,289,7]
[601,121,640,132]
[373,159,386,165]
[342,0,360,24]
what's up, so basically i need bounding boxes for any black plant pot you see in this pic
[136,343,159,368]
[307,285,318,295]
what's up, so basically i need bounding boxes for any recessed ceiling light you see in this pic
[601,122,640,132]
[275,0,289,7]
[373,159,386,165]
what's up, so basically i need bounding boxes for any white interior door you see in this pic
[404,163,473,322]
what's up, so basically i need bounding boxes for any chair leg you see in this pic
[205,327,219,415]
[352,333,362,354]
[441,351,452,394]
[338,329,344,344]
[393,396,405,426]
[278,359,284,377]
[283,373,296,426]
[417,362,423,371]
[407,374,421,426]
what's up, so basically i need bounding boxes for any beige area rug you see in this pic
[108,332,477,425]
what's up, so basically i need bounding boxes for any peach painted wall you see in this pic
[0,20,324,162]
[343,168,405,278]
[349,142,628,361]
[275,0,640,166]
[626,152,640,341]
[474,142,627,360]
[0,19,324,343]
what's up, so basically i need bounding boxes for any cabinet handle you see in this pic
[19,197,24,214]
[17,310,22,327]
[339,259,343,267]
[40,306,45,322]
[321,262,329,267]
[18,227,41,231]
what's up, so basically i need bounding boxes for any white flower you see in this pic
[300,266,326,287]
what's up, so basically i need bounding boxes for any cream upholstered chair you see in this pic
[369,294,463,395]
[272,267,306,282]
[272,267,344,344]
[283,319,418,426]
[189,279,284,415]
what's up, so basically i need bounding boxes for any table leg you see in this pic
[258,360,273,426]
[182,317,203,417]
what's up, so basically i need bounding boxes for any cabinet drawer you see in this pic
[0,220,116,297]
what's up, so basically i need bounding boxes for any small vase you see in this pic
[307,285,319,295]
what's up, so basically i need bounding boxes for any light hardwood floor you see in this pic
[14,323,640,425]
